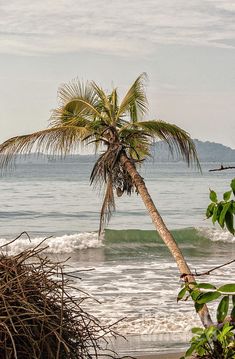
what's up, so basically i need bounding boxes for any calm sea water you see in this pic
[0,158,234,355]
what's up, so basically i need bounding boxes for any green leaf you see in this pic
[221,322,233,335]
[219,202,231,228]
[197,291,221,304]
[225,211,234,235]
[177,286,187,302]
[196,283,216,290]
[206,325,217,337]
[218,284,235,293]
[232,295,235,306]
[206,203,215,218]
[231,178,235,195]
[185,343,197,357]
[231,200,235,214]
[194,302,204,313]
[212,206,218,224]
[210,189,218,203]
[191,327,204,334]
[191,289,201,301]
[223,190,232,201]
[217,296,229,323]
[197,346,206,356]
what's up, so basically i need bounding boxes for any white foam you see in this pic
[197,227,235,243]
[88,310,200,336]
[0,232,102,255]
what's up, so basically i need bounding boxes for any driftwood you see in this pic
[209,165,235,172]
[0,233,122,359]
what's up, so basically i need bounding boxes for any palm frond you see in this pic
[91,82,114,122]
[116,73,148,122]
[98,176,115,236]
[57,79,96,106]
[90,144,135,233]
[51,100,104,126]
[51,79,104,126]
[0,126,89,169]
[90,149,118,235]
[109,89,118,113]
[90,144,121,187]
[126,140,150,161]
[51,110,91,128]
[118,126,150,160]
[135,120,200,167]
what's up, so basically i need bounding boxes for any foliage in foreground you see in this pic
[180,178,235,358]
[206,178,235,235]
[178,281,235,358]
[0,235,119,359]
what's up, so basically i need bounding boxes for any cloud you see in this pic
[1,0,235,55]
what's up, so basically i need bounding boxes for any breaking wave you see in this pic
[0,226,233,255]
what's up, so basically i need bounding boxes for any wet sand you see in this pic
[137,353,185,359]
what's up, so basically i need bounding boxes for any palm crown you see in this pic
[0,73,199,232]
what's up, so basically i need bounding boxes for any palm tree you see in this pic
[0,73,213,327]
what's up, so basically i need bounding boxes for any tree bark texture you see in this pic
[120,153,213,327]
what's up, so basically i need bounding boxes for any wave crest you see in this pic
[0,232,102,255]
[196,227,235,243]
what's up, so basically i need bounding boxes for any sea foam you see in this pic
[0,232,102,255]
[197,227,235,243]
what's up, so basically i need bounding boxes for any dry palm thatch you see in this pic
[0,233,122,359]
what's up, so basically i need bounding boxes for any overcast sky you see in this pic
[1,0,235,148]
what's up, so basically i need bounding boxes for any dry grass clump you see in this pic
[0,234,119,359]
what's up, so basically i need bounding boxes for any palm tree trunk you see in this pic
[120,153,213,327]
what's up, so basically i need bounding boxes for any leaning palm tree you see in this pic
[0,73,212,327]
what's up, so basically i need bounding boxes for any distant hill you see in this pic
[151,139,235,163]
[193,140,235,162]
[9,139,235,164]
[12,153,97,164]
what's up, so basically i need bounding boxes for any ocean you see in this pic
[0,157,234,356]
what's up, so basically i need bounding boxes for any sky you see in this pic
[1,0,235,149]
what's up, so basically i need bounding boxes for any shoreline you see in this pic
[136,353,185,359]
[112,334,188,359]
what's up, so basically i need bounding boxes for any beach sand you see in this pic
[112,334,188,359]
[137,353,185,359]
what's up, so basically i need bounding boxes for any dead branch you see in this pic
[0,231,31,249]
[181,259,235,279]
[0,235,124,358]
[209,165,235,172]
